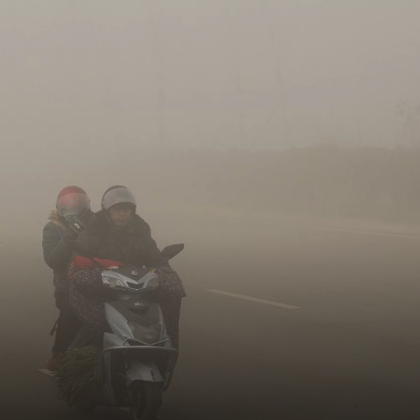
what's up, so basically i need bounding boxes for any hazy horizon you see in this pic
[1,0,420,233]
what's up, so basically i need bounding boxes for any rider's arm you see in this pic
[42,222,73,270]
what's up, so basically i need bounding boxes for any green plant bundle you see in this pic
[53,346,100,407]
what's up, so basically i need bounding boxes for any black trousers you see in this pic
[52,293,82,354]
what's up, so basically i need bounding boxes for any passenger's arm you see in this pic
[42,223,73,270]
[73,226,98,257]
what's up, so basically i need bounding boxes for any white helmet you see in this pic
[101,186,136,211]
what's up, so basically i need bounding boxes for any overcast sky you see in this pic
[1,0,420,154]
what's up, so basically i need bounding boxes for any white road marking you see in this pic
[38,368,54,377]
[206,289,300,310]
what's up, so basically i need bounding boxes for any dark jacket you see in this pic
[75,210,161,268]
[69,211,185,348]
[42,211,74,296]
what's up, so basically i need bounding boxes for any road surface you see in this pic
[1,214,420,419]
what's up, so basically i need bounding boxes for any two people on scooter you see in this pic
[44,185,185,370]
[67,186,186,350]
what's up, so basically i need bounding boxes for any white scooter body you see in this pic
[67,244,184,419]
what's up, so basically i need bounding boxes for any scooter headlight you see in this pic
[102,275,126,289]
[127,322,162,344]
[143,276,159,291]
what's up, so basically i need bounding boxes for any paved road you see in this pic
[1,215,420,419]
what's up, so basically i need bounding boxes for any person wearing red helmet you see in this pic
[42,186,94,370]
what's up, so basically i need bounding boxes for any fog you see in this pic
[1,0,420,248]
[2,1,420,150]
[3,3,420,419]
[0,1,419,232]
[0,0,419,239]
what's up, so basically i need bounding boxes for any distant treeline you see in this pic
[111,146,420,223]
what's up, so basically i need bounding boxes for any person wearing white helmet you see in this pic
[76,185,161,266]
[73,186,186,350]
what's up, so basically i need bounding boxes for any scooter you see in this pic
[67,243,184,420]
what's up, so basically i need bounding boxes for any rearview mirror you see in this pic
[161,244,184,261]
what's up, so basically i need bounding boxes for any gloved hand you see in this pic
[76,208,94,225]
[64,208,94,235]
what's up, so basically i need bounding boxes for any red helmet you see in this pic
[56,186,91,217]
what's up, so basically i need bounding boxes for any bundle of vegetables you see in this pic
[53,346,100,407]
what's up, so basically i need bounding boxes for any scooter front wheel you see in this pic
[130,382,161,420]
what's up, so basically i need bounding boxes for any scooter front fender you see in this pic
[126,360,164,386]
